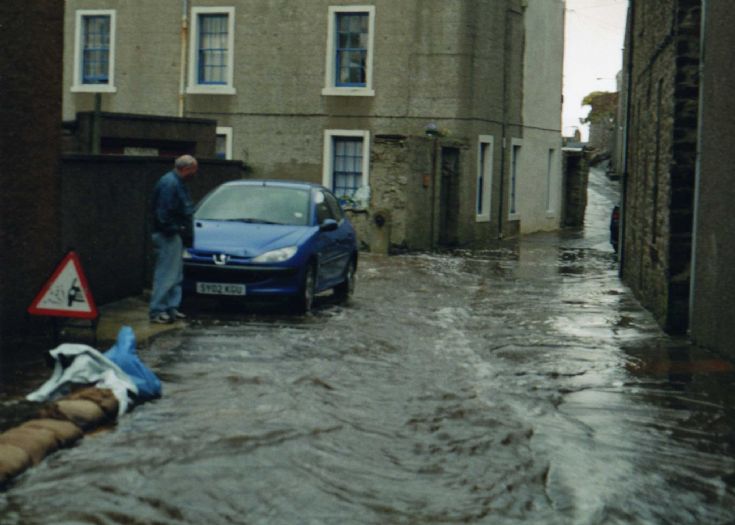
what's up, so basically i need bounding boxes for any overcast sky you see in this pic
[562,0,628,140]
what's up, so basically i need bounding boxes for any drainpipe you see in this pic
[497,7,512,239]
[619,0,635,275]
[178,0,189,117]
[689,0,707,332]
[91,93,101,154]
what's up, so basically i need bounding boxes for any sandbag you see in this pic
[26,343,137,415]
[104,326,162,400]
[0,444,31,484]
[0,426,58,465]
[65,387,119,418]
[39,399,107,430]
[22,419,83,447]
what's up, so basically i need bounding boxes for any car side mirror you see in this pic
[319,218,338,232]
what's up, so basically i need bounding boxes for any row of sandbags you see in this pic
[0,326,161,487]
[0,386,119,485]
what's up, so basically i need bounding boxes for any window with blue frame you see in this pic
[82,15,110,84]
[332,137,363,200]
[198,14,229,85]
[335,13,368,87]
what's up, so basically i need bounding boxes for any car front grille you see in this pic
[184,263,297,284]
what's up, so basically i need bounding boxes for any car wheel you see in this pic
[334,258,356,303]
[295,262,316,314]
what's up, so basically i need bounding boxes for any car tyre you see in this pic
[294,262,316,314]
[334,258,356,303]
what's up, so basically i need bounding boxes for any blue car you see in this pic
[183,180,358,312]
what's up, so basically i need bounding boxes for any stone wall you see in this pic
[562,150,589,228]
[621,0,700,333]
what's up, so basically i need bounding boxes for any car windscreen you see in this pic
[195,185,310,226]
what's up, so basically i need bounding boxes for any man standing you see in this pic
[149,155,197,323]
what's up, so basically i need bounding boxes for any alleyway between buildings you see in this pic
[1,167,734,524]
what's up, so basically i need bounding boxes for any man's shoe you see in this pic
[170,309,187,320]
[150,312,173,324]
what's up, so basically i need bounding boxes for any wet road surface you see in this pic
[2,167,735,524]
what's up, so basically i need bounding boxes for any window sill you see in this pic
[508,213,521,221]
[475,216,491,223]
[186,85,236,95]
[322,87,375,97]
[546,211,556,219]
[71,85,117,93]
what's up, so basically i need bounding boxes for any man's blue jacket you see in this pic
[151,171,194,238]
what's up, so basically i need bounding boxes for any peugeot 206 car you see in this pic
[182,180,358,312]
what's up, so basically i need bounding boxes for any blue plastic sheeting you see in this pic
[104,326,162,400]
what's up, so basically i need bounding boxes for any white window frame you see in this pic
[322,129,371,200]
[216,126,233,160]
[509,138,523,221]
[187,6,236,95]
[475,135,494,222]
[322,5,376,97]
[71,9,117,93]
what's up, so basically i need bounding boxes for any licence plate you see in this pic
[196,282,246,296]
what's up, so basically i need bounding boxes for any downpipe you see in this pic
[178,0,189,117]
[689,0,707,332]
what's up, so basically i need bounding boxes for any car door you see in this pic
[313,190,342,288]
[324,190,355,277]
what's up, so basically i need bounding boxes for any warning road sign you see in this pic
[28,251,98,319]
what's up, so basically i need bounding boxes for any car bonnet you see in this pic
[192,220,314,258]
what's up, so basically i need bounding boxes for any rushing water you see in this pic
[1,167,734,524]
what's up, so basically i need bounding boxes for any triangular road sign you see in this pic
[28,251,98,319]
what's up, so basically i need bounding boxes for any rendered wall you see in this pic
[517,0,564,234]
[0,1,63,355]
[690,1,735,356]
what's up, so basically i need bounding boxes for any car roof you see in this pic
[220,179,325,191]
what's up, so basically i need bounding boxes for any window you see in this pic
[323,130,370,207]
[216,127,233,160]
[315,190,337,224]
[476,135,494,222]
[72,10,116,92]
[188,7,235,95]
[509,140,522,219]
[324,191,345,221]
[322,6,375,96]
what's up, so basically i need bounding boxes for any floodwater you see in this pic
[2,167,735,524]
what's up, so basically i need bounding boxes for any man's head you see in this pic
[174,155,198,180]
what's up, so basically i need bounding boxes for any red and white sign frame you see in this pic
[27,251,99,319]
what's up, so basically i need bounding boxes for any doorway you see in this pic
[438,147,460,247]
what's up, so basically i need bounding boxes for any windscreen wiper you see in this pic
[225,218,284,225]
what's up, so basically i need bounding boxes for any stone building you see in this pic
[620,0,701,333]
[62,0,564,250]
[620,0,735,356]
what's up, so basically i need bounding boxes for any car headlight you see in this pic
[252,246,298,263]
[182,249,192,260]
